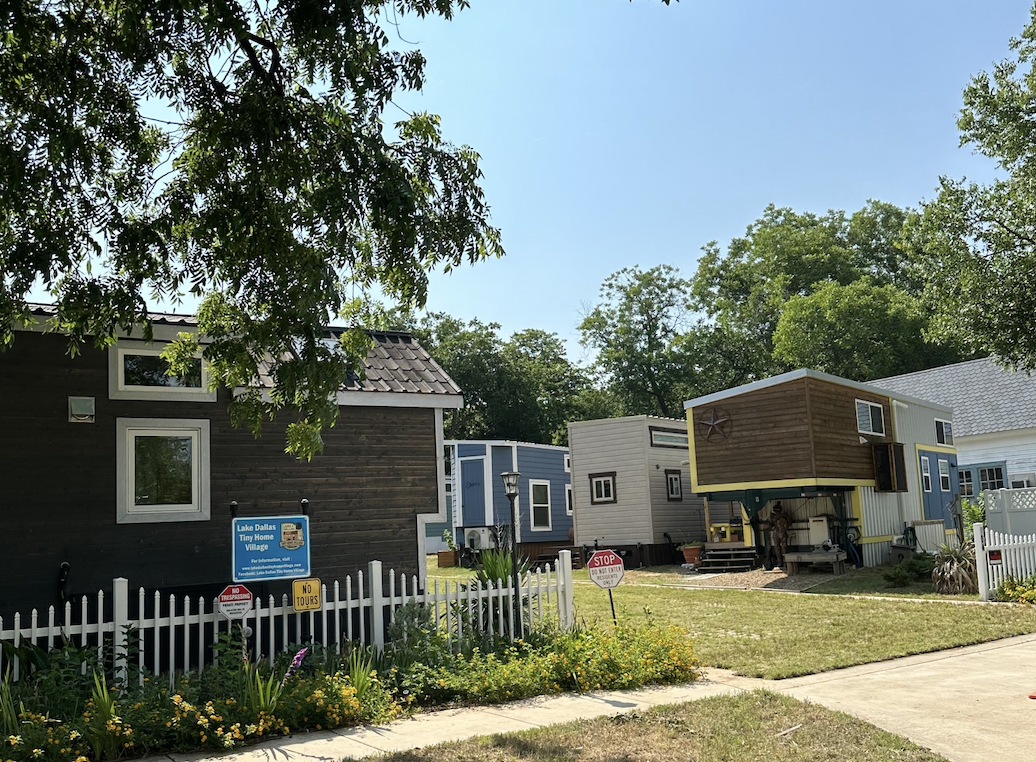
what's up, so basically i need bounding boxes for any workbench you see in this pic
[783,550,847,575]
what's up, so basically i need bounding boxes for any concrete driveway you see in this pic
[711,633,1036,762]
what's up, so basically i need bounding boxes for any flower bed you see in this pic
[1,614,697,762]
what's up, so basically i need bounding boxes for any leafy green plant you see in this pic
[880,563,915,588]
[994,574,1036,604]
[442,529,458,552]
[474,547,531,586]
[932,542,977,595]
[962,498,986,541]
[1,669,18,737]
[85,671,122,761]
[244,664,282,715]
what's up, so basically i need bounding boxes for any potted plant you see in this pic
[678,541,705,565]
[437,529,460,567]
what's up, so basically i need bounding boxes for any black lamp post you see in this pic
[500,471,521,633]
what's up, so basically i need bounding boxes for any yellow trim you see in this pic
[918,443,957,455]
[694,477,877,492]
[850,488,865,537]
[686,414,700,492]
[861,534,894,544]
[945,528,957,535]
[741,505,754,548]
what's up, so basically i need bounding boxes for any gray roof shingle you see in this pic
[872,358,1036,437]
[27,304,461,398]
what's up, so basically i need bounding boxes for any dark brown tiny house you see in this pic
[685,369,959,568]
[0,309,459,617]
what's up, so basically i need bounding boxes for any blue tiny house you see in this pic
[424,440,572,553]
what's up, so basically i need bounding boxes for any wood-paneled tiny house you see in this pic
[0,307,459,617]
[685,370,960,568]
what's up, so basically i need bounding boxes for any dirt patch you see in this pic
[676,568,836,591]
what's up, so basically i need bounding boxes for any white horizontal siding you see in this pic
[957,428,1036,477]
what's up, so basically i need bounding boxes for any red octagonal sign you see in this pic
[218,584,253,620]
[587,550,625,589]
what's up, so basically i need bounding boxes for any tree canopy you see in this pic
[1,0,501,457]
[912,4,1036,370]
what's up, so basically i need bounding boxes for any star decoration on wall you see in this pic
[697,407,731,442]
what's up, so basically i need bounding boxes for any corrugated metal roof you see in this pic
[26,303,460,398]
[872,358,1036,437]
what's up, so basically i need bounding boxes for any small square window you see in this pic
[856,399,885,436]
[980,467,1005,492]
[117,418,211,523]
[566,484,573,516]
[589,472,617,504]
[935,419,954,446]
[109,342,216,402]
[665,469,683,501]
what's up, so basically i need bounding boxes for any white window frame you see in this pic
[855,399,885,436]
[920,456,932,493]
[665,469,683,501]
[564,454,571,473]
[529,479,552,532]
[980,466,1005,492]
[938,459,951,492]
[116,418,211,524]
[565,484,573,516]
[589,473,616,505]
[650,429,689,448]
[935,419,954,446]
[109,341,217,402]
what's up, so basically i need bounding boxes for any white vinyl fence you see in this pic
[974,523,1036,600]
[0,552,575,685]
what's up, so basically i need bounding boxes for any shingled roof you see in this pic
[872,358,1036,438]
[26,304,462,399]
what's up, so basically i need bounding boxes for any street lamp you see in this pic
[500,471,521,633]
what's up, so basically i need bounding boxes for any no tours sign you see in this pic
[587,550,625,589]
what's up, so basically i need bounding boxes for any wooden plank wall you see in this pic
[806,378,889,482]
[0,332,438,616]
[691,378,814,486]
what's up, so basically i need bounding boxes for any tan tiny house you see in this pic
[568,415,706,566]
[686,370,960,568]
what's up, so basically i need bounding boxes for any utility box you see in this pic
[808,516,830,547]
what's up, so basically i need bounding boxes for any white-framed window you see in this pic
[938,459,951,492]
[650,429,688,448]
[565,484,573,516]
[116,418,211,523]
[920,456,932,492]
[589,472,616,504]
[564,454,571,473]
[665,469,682,501]
[980,466,1005,492]
[935,419,953,446]
[109,341,216,402]
[529,479,551,531]
[960,469,974,497]
[855,399,885,436]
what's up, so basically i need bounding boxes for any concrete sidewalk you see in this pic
[161,633,1036,762]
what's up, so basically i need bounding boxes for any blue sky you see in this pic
[388,0,1031,362]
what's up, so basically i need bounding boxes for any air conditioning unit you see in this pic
[1009,472,1036,489]
[464,527,493,550]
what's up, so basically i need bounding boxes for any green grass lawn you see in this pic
[426,555,1036,679]
[805,565,979,600]
[375,691,948,762]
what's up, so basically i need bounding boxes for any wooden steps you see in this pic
[699,546,757,573]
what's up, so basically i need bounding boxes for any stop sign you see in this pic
[218,584,253,620]
[587,550,625,589]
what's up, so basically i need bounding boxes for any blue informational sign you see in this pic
[232,515,311,582]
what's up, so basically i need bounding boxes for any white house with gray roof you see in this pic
[874,358,1036,496]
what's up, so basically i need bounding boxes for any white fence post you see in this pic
[112,577,129,684]
[974,523,989,601]
[368,560,385,652]
[558,550,574,629]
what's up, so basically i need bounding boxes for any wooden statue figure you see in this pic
[770,501,792,568]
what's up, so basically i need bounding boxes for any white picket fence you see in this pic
[974,523,1036,600]
[0,552,575,685]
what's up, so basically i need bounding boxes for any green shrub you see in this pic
[880,553,938,588]
[962,498,986,541]
[880,563,915,588]
[994,574,1036,604]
